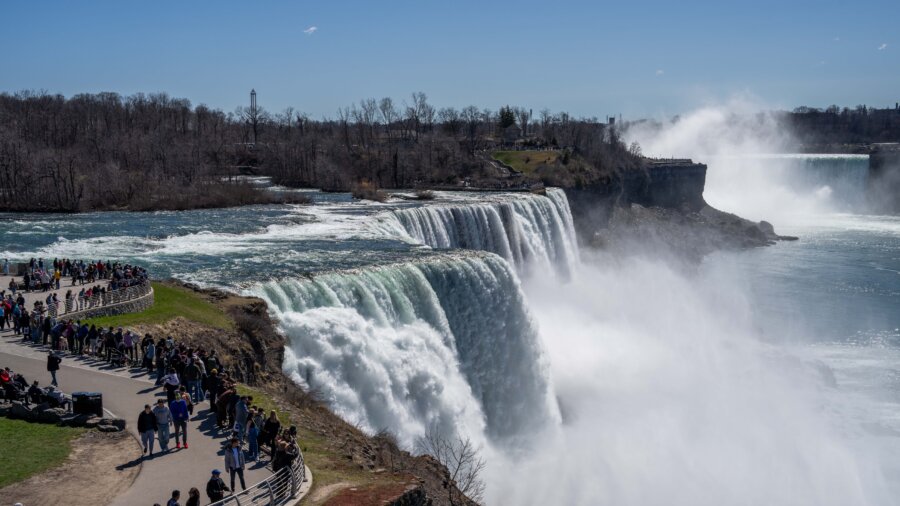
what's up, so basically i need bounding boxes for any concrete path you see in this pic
[0,331,273,506]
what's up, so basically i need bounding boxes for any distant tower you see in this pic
[250,89,258,144]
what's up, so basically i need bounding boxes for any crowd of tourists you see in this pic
[3,257,149,290]
[1,260,304,505]
[3,328,303,506]
[1,258,149,320]
[0,260,149,345]
[132,335,302,505]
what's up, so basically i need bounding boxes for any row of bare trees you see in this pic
[0,89,640,211]
[785,105,900,146]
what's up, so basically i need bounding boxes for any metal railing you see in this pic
[45,281,152,318]
[210,451,306,506]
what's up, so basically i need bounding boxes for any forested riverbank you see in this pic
[0,91,639,212]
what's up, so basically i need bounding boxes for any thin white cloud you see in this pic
[877,43,887,50]
[655,69,664,76]
[833,36,840,42]
[304,26,318,35]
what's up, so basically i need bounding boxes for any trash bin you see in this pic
[72,392,103,417]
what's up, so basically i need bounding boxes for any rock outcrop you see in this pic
[869,144,900,213]
[0,400,124,431]
[564,158,795,256]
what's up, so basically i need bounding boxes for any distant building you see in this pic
[502,125,522,143]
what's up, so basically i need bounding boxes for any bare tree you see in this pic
[516,107,530,137]
[416,430,486,506]
[438,107,462,137]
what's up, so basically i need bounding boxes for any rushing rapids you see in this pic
[252,251,561,447]
[375,188,580,277]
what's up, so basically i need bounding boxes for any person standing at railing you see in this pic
[234,396,249,439]
[41,315,52,346]
[123,331,135,362]
[65,321,77,353]
[261,410,281,458]
[246,418,260,463]
[155,340,168,386]
[40,270,50,292]
[76,322,89,355]
[143,337,156,373]
[104,328,117,362]
[205,470,229,503]
[88,324,99,356]
[185,487,200,506]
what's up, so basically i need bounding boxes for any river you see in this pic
[1,155,898,505]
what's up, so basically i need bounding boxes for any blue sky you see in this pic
[1,0,897,119]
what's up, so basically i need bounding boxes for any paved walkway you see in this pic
[0,330,273,505]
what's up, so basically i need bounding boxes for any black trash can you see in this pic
[72,392,103,417]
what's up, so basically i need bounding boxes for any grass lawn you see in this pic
[0,418,84,488]
[492,150,560,174]
[87,281,231,330]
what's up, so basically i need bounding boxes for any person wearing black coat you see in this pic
[261,411,281,457]
[138,404,159,456]
[206,470,229,502]
[46,351,61,386]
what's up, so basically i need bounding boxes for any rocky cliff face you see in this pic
[563,159,794,257]
[564,160,707,239]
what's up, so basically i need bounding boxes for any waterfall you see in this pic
[251,251,561,447]
[377,188,579,277]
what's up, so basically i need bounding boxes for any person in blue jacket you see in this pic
[169,395,190,449]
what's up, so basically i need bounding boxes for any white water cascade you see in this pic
[377,188,579,277]
[252,251,561,447]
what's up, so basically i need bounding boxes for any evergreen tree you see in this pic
[498,106,516,129]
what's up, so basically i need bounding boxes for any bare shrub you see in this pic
[416,430,486,505]
[351,180,388,202]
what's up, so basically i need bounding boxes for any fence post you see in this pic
[290,464,298,498]
[266,479,276,504]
